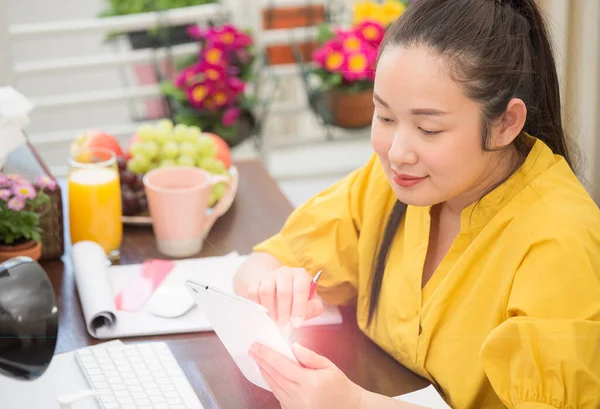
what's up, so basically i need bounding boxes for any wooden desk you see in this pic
[42,159,428,408]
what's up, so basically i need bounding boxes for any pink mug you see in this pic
[143,166,231,257]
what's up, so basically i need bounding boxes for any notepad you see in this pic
[394,385,451,409]
[71,241,343,339]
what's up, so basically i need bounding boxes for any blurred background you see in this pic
[1,0,598,207]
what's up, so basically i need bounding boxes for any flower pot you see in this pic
[263,5,325,65]
[325,88,375,128]
[0,240,42,263]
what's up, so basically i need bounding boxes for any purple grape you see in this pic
[117,156,127,171]
[120,170,136,187]
[138,197,148,211]
[133,174,145,191]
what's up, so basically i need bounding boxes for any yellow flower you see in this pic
[353,1,380,25]
[379,0,406,26]
[326,52,345,71]
[348,53,368,73]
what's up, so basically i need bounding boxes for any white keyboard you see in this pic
[75,342,205,409]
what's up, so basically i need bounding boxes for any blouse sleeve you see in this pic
[480,228,600,409]
[252,153,382,305]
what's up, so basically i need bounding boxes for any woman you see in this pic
[233,0,600,407]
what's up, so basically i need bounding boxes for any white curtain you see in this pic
[537,0,600,203]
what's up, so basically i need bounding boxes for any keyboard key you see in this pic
[104,403,120,409]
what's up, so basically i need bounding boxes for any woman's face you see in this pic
[372,45,508,209]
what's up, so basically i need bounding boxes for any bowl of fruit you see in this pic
[70,121,238,227]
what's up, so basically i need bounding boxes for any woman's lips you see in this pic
[392,171,427,187]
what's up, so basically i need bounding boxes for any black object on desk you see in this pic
[0,256,58,380]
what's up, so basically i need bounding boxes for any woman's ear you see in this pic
[494,98,527,148]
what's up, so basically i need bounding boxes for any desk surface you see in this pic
[42,159,428,408]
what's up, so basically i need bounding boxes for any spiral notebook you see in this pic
[71,241,343,339]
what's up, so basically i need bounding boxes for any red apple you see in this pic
[124,134,141,160]
[70,130,123,158]
[204,132,232,169]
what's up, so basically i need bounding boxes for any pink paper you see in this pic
[114,259,175,311]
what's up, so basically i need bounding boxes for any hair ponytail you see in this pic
[506,0,572,166]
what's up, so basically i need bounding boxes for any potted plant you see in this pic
[309,0,408,128]
[99,0,220,50]
[160,23,260,147]
[0,175,57,262]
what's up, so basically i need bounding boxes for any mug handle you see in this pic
[202,174,233,236]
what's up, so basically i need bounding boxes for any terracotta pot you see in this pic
[325,88,375,129]
[0,240,43,263]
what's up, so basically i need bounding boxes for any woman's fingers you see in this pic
[258,277,277,321]
[290,270,312,327]
[276,273,293,325]
[306,298,324,320]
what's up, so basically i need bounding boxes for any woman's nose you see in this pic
[388,133,418,165]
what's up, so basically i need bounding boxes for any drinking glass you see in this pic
[68,148,122,260]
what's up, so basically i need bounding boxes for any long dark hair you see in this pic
[367,0,572,327]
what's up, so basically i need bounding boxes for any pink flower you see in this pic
[176,65,202,89]
[314,40,345,71]
[0,176,9,188]
[342,51,372,81]
[35,175,57,191]
[0,188,11,201]
[186,82,216,108]
[227,76,246,94]
[187,25,207,39]
[355,20,385,48]
[210,88,233,109]
[202,44,228,67]
[195,62,227,84]
[222,107,241,126]
[12,182,36,200]
[8,196,25,211]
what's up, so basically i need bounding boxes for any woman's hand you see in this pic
[246,266,324,327]
[249,342,363,409]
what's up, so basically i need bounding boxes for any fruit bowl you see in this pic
[121,165,239,226]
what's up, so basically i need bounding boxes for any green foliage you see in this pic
[0,188,50,246]
[99,0,218,17]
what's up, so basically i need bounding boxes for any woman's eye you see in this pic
[419,128,442,136]
[376,115,394,124]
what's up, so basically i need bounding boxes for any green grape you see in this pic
[159,158,177,168]
[173,124,189,142]
[186,126,202,142]
[197,157,227,174]
[207,190,218,207]
[142,141,160,160]
[162,141,179,159]
[208,182,227,207]
[156,119,174,131]
[179,142,197,157]
[127,155,150,174]
[130,142,145,156]
[155,127,172,145]
[195,136,216,158]
[137,124,155,142]
[177,155,195,167]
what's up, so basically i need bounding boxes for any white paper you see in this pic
[71,241,343,339]
[0,340,123,409]
[72,241,117,337]
[394,385,451,409]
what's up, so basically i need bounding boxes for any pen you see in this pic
[308,270,322,300]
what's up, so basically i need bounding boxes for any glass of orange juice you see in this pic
[68,147,123,260]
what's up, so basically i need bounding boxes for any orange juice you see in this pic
[69,167,122,257]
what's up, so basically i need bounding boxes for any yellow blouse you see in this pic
[253,137,600,409]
